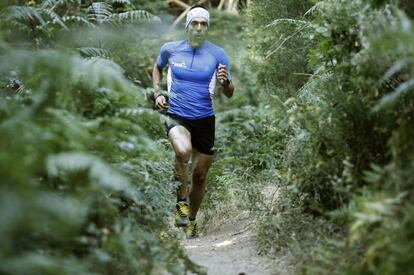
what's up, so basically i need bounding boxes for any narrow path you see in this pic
[181,211,290,275]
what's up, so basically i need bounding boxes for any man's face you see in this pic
[187,17,208,47]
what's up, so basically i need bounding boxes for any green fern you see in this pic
[87,2,113,22]
[46,152,138,197]
[110,0,132,5]
[373,78,414,112]
[41,8,68,30]
[267,18,312,28]
[61,15,95,27]
[78,47,113,59]
[110,10,161,23]
[5,5,46,25]
[0,1,200,274]
[41,0,78,9]
[71,56,130,92]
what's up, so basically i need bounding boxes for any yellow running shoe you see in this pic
[175,202,189,227]
[185,220,198,239]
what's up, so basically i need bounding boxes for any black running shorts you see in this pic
[165,113,215,155]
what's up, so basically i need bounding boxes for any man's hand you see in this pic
[217,63,234,98]
[217,64,229,86]
[155,94,168,110]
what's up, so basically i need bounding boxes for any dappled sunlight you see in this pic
[214,239,234,248]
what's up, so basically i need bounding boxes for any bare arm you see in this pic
[152,63,163,98]
[219,80,234,98]
[152,63,168,110]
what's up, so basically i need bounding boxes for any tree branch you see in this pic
[166,0,190,10]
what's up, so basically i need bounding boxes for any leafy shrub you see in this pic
[0,1,204,274]
[243,0,414,273]
[245,0,313,101]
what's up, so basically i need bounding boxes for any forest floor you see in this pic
[181,209,294,275]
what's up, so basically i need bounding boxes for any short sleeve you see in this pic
[156,43,170,69]
[218,50,232,81]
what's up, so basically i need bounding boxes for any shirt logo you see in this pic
[172,61,187,69]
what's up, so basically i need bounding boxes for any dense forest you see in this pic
[1,0,413,274]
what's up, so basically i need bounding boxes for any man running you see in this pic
[152,5,234,238]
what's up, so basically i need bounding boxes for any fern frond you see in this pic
[378,60,408,84]
[87,2,113,23]
[373,78,414,112]
[61,15,95,27]
[8,79,26,95]
[46,108,90,142]
[304,5,318,17]
[116,108,146,118]
[1,47,130,100]
[42,9,68,30]
[110,0,132,5]
[47,152,136,195]
[41,0,70,9]
[267,18,312,28]
[42,0,59,8]
[110,10,161,23]
[6,21,33,35]
[71,56,130,92]
[5,6,46,25]
[78,47,112,59]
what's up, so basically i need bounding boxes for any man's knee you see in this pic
[175,146,192,163]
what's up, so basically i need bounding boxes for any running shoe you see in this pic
[175,202,189,227]
[185,221,198,239]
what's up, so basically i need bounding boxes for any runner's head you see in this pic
[186,5,209,48]
[185,5,210,30]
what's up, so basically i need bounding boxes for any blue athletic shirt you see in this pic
[156,40,232,120]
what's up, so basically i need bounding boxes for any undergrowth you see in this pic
[202,1,414,274]
[0,1,203,274]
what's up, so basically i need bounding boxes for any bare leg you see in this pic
[189,149,213,219]
[168,126,192,200]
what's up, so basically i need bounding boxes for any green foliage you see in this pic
[3,0,413,273]
[2,0,165,87]
[207,10,255,109]
[0,1,204,274]
[200,104,290,229]
[241,0,414,273]
[129,0,169,15]
[245,0,313,101]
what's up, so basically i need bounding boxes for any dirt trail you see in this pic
[181,211,292,275]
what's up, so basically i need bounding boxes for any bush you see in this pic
[0,1,204,274]
[243,0,414,273]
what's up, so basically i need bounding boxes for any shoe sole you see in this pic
[175,219,189,227]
